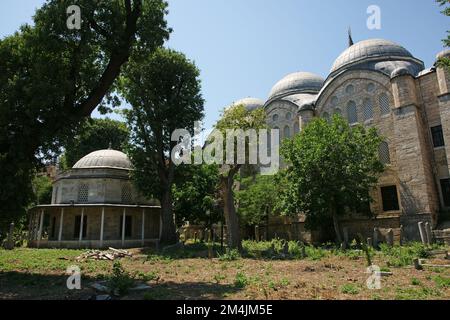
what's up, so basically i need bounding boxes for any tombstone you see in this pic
[194,232,198,243]
[367,237,373,248]
[301,245,306,258]
[424,222,433,245]
[255,226,260,243]
[342,227,349,248]
[386,229,394,247]
[283,242,289,255]
[418,222,427,245]
[373,228,379,249]
[399,225,404,246]
[4,222,14,250]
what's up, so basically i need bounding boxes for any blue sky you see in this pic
[0,0,448,130]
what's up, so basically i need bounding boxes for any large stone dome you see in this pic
[268,72,324,101]
[330,39,424,76]
[232,97,264,111]
[73,149,132,170]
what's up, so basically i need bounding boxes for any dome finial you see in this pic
[348,27,354,47]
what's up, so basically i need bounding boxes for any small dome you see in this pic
[73,149,132,170]
[268,72,324,101]
[331,39,420,75]
[232,97,264,111]
[391,67,412,78]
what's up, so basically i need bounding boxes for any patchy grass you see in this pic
[1,244,449,300]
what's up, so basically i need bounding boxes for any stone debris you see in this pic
[76,247,132,261]
[91,282,110,293]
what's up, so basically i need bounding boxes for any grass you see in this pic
[1,243,449,300]
[340,284,360,295]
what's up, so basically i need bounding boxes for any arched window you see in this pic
[347,101,358,124]
[285,112,292,120]
[346,84,355,94]
[77,184,89,203]
[283,126,291,139]
[272,114,279,122]
[334,108,342,116]
[121,184,133,204]
[379,93,391,115]
[363,98,374,121]
[379,141,391,165]
[294,122,300,135]
[331,96,339,106]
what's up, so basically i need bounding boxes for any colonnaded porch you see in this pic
[28,204,161,249]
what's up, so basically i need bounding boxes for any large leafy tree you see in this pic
[437,0,450,68]
[213,104,267,250]
[121,48,204,245]
[172,164,221,227]
[279,115,384,243]
[235,175,281,226]
[0,0,170,231]
[60,118,129,169]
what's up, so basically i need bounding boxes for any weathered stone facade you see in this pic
[236,39,450,242]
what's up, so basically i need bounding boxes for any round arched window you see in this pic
[286,112,292,120]
[272,114,279,122]
[346,84,355,95]
[346,101,358,124]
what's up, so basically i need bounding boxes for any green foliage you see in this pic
[279,115,384,235]
[108,261,135,296]
[433,275,450,288]
[31,175,52,205]
[172,164,220,226]
[218,248,241,261]
[0,0,170,231]
[122,47,204,244]
[60,118,129,169]
[234,272,249,288]
[437,0,450,69]
[235,175,282,226]
[379,243,431,267]
[411,277,421,286]
[340,284,360,295]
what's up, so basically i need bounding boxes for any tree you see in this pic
[279,115,384,244]
[0,0,170,231]
[172,164,221,227]
[31,175,53,206]
[437,0,450,68]
[60,118,129,169]
[213,104,267,250]
[235,175,281,226]
[121,48,204,245]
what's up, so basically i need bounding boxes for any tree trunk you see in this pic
[331,206,342,244]
[159,187,177,245]
[221,175,242,251]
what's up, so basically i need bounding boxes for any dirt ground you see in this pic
[0,246,449,300]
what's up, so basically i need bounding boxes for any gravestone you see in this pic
[418,222,427,245]
[367,237,373,247]
[4,223,14,250]
[255,226,260,242]
[386,229,394,247]
[373,228,379,248]
[342,227,349,249]
[424,222,433,245]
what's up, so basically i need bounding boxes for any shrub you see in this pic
[234,272,249,288]
[340,284,360,295]
[218,248,241,261]
[107,262,135,295]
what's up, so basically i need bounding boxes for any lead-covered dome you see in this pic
[268,72,324,101]
[73,149,132,170]
[232,97,264,111]
[330,39,424,76]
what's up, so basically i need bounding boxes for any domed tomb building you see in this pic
[28,149,161,249]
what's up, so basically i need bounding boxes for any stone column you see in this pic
[4,223,15,250]
[100,207,105,248]
[37,209,44,248]
[121,208,126,248]
[342,227,349,248]
[141,209,145,247]
[58,208,64,244]
[373,228,379,248]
